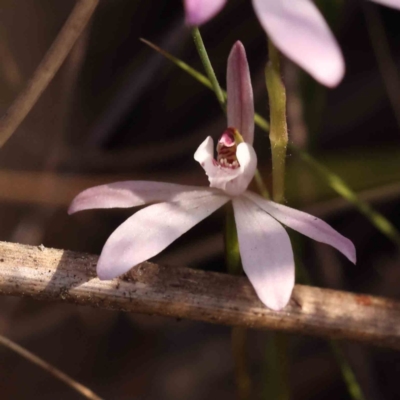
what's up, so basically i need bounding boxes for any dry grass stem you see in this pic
[0,241,399,349]
[0,0,99,147]
[0,334,103,400]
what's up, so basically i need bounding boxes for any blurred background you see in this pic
[0,0,400,398]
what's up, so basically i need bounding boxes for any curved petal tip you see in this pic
[227,41,255,143]
[346,240,357,265]
[244,192,357,264]
[184,0,227,26]
[97,262,118,281]
[232,197,295,311]
[257,287,293,311]
[371,0,400,10]
[252,0,345,87]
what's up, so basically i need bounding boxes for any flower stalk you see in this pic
[264,332,290,400]
[265,39,288,204]
[299,259,366,400]
[191,27,225,111]
[225,204,251,400]
[224,204,241,275]
[330,342,366,400]
[265,39,290,400]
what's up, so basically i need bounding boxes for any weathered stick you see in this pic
[0,0,99,147]
[0,241,399,349]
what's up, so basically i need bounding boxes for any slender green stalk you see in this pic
[191,27,226,111]
[140,38,214,91]
[297,256,366,400]
[330,342,366,400]
[225,204,251,400]
[265,40,288,203]
[264,39,290,400]
[293,147,400,247]
[231,327,252,400]
[225,204,241,275]
[264,333,290,400]
[254,170,270,199]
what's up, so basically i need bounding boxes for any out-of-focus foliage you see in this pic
[0,0,400,399]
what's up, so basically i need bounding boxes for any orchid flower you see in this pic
[69,42,356,310]
[184,0,400,87]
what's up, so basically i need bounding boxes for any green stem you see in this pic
[297,256,366,400]
[225,204,241,275]
[293,146,400,247]
[265,40,288,204]
[330,342,366,400]
[231,327,252,400]
[225,204,251,400]
[254,170,270,199]
[191,27,225,111]
[264,333,290,400]
[263,39,290,400]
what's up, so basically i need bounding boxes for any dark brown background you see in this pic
[0,0,400,398]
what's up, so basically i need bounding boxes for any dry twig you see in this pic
[0,334,103,400]
[0,0,99,147]
[0,241,398,349]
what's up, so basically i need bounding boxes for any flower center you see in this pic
[216,127,241,169]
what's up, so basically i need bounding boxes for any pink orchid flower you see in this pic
[184,0,400,87]
[69,42,355,310]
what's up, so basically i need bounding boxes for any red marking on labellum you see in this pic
[218,127,236,147]
[216,127,239,169]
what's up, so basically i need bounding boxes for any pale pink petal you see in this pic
[245,191,356,264]
[371,0,400,9]
[97,192,229,279]
[194,137,257,196]
[227,41,255,144]
[226,142,257,196]
[68,181,212,214]
[184,0,227,26]
[194,136,242,187]
[233,196,294,310]
[252,0,345,87]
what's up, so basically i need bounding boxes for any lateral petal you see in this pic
[252,0,344,87]
[227,41,255,144]
[224,143,257,196]
[68,181,213,214]
[97,192,229,279]
[245,191,356,264]
[184,0,227,26]
[233,196,295,310]
[371,0,400,10]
